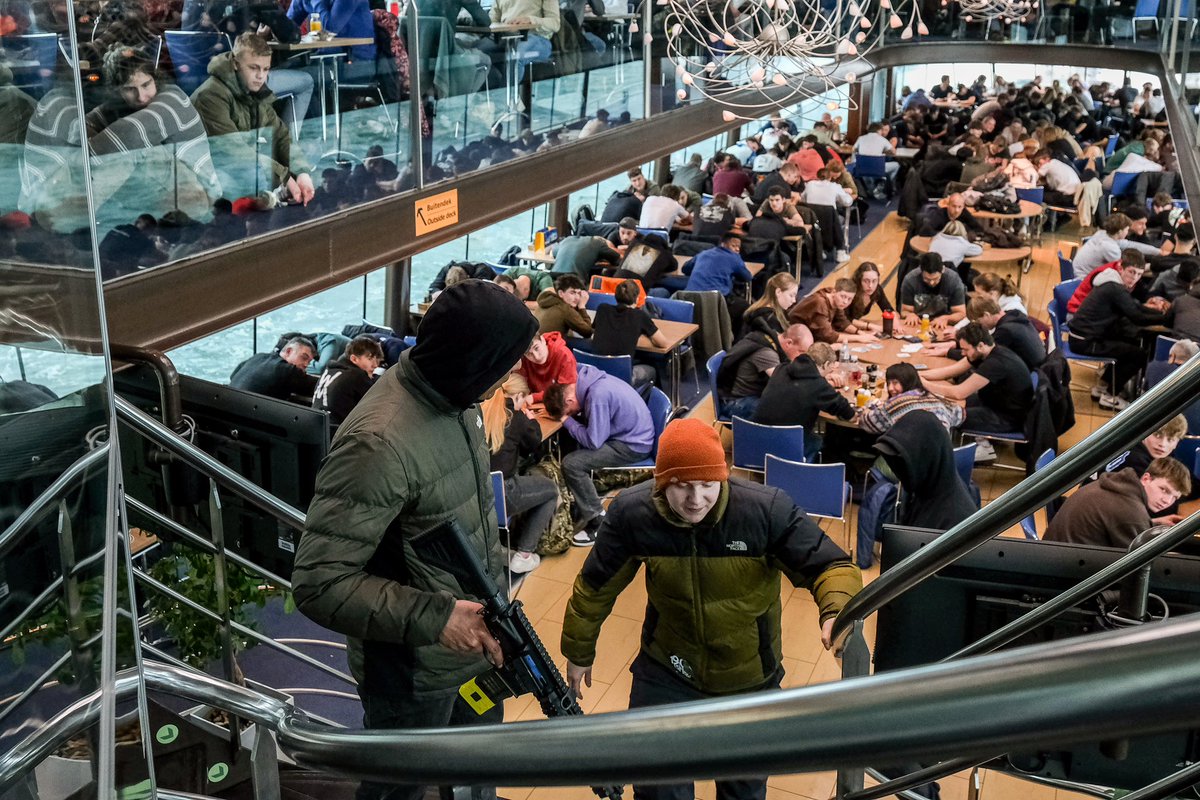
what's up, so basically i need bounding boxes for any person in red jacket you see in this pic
[513,332,577,402]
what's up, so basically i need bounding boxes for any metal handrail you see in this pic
[831,353,1200,645]
[3,611,1198,792]
[114,396,306,531]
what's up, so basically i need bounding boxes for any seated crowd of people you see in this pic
[213,67,1197,591]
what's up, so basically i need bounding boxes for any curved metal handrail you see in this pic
[8,613,1200,794]
[831,353,1200,644]
[114,396,306,531]
[171,618,1200,786]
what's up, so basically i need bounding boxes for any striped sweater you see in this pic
[860,389,964,435]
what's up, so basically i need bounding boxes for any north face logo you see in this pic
[670,655,694,680]
[727,540,748,551]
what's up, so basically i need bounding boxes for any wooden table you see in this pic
[270,36,374,141]
[909,236,1033,286]
[581,311,699,407]
[970,199,1044,223]
[821,325,959,429]
[909,236,1032,265]
[525,403,563,440]
[516,247,557,266]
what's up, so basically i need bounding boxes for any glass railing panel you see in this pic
[418,7,647,184]
[166,319,257,384]
[1,21,151,794]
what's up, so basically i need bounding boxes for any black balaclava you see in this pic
[409,280,537,409]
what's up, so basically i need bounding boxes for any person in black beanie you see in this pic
[293,279,538,800]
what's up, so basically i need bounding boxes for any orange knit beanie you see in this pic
[654,418,729,490]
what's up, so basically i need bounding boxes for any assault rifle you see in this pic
[410,518,623,799]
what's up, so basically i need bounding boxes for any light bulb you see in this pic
[723,31,737,46]
[722,110,737,121]
[677,89,687,100]
[917,21,929,33]
[629,21,639,32]
[846,71,857,82]
[827,101,839,110]
[682,72,694,84]
[900,25,913,38]
[643,33,652,44]
[750,66,766,81]
[855,31,867,42]
[860,15,870,27]
[773,73,787,85]
[889,12,902,27]
[848,1,860,13]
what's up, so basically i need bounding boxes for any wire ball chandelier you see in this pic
[945,0,1034,23]
[661,0,917,120]
[659,0,1027,120]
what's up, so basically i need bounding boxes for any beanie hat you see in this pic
[654,418,729,490]
[410,280,538,410]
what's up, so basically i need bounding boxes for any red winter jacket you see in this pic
[518,332,577,401]
[1067,260,1120,314]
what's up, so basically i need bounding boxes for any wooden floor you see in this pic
[498,211,1122,800]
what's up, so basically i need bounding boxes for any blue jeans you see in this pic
[721,395,760,421]
[516,34,553,79]
[563,439,650,522]
[504,473,559,552]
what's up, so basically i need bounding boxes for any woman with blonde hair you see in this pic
[481,389,560,574]
[743,272,799,332]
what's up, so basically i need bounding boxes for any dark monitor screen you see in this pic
[875,526,1200,789]
[115,364,329,581]
[0,398,109,631]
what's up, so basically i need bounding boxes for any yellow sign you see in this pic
[415,189,459,236]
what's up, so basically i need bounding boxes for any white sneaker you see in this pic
[1099,393,1129,411]
[1091,383,1107,400]
[974,438,997,462]
[509,551,541,574]
[835,249,851,263]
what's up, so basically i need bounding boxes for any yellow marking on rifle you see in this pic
[460,677,496,714]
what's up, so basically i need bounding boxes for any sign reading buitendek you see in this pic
[415,189,459,235]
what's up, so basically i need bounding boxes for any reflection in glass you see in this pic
[0,15,151,794]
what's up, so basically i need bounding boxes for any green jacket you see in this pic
[293,352,503,697]
[534,288,594,338]
[190,51,310,187]
[562,478,862,694]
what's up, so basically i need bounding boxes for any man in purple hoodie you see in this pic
[544,365,654,546]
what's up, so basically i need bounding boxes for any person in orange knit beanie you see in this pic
[561,416,863,800]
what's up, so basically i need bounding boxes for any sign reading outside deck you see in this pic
[415,189,459,235]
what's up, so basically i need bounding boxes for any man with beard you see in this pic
[917,322,1034,435]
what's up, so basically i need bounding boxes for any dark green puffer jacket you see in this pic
[190,51,310,187]
[562,478,862,694]
[293,352,503,697]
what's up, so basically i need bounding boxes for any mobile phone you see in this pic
[913,363,929,370]
[903,335,922,344]
[875,332,890,340]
